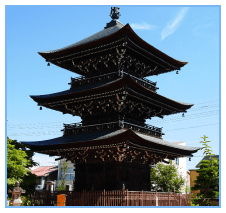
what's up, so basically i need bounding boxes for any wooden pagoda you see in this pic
[22,7,200,192]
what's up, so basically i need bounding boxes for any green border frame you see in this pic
[0,0,226,213]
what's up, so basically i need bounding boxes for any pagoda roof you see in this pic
[40,20,124,55]
[38,21,187,76]
[30,75,193,115]
[21,129,201,158]
[31,79,113,100]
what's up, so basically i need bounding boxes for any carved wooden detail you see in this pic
[56,142,168,166]
[63,93,163,121]
[63,46,159,78]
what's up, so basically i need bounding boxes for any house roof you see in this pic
[31,165,58,177]
[195,155,219,168]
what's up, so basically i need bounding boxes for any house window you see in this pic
[36,177,41,185]
[66,174,75,181]
[175,158,179,165]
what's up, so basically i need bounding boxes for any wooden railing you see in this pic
[68,71,158,92]
[62,121,164,138]
[30,189,191,206]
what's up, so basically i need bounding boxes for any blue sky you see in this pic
[6,5,220,172]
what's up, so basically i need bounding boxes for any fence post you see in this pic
[141,190,143,206]
[121,187,124,206]
[126,189,128,206]
[168,190,170,206]
[81,189,85,206]
[179,193,181,206]
[156,196,158,206]
[155,191,158,206]
[189,192,191,206]
[103,189,105,206]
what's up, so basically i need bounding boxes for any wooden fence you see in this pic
[30,189,191,206]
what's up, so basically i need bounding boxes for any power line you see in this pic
[7,100,220,137]
[7,100,219,127]
[7,119,81,127]
[8,106,219,129]
[165,123,219,132]
[188,103,218,112]
[193,100,219,105]
[150,111,219,125]
[8,112,218,132]
[8,122,219,137]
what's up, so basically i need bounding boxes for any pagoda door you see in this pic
[88,171,103,190]
[87,164,104,191]
[129,170,142,191]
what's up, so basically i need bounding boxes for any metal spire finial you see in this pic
[105,7,123,29]
[110,7,121,20]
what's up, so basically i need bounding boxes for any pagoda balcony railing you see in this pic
[68,72,119,88]
[62,120,164,138]
[68,71,158,91]
[122,71,159,91]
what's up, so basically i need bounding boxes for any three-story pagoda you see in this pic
[22,7,200,191]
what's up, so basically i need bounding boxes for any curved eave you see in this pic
[124,24,188,68]
[21,129,200,157]
[38,24,187,69]
[38,23,126,60]
[30,75,193,113]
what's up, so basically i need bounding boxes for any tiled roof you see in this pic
[39,21,124,54]
[136,132,200,151]
[21,129,126,146]
[31,166,58,177]
[21,129,200,152]
[195,155,219,168]
[166,98,193,106]
[30,79,115,99]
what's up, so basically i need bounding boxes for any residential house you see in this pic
[189,169,200,198]
[171,142,190,194]
[56,159,75,190]
[31,165,58,190]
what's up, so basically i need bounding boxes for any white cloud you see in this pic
[193,22,213,36]
[33,153,58,166]
[131,22,157,30]
[161,7,189,40]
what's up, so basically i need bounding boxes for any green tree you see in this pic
[150,160,186,193]
[7,138,37,196]
[58,161,68,191]
[191,135,219,206]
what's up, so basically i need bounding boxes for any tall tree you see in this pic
[7,138,37,195]
[150,160,186,193]
[191,135,219,206]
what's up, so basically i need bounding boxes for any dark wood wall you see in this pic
[74,162,150,191]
